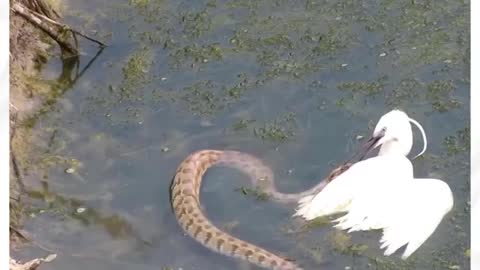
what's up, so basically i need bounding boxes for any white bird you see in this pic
[294,109,454,259]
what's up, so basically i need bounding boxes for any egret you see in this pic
[293,109,454,259]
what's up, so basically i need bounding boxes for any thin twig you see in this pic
[71,47,105,84]
[28,6,107,48]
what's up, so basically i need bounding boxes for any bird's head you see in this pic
[357,109,427,160]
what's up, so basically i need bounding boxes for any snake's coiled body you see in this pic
[171,150,351,270]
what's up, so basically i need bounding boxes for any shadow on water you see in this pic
[18,47,105,129]
[15,0,470,269]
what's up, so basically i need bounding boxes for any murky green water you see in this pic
[14,0,469,269]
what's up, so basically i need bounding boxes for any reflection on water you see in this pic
[15,0,469,269]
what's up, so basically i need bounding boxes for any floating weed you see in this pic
[367,256,416,270]
[426,80,461,113]
[136,30,163,45]
[385,78,422,107]
[347,243,369,256]
[254,122,291,141]
[310,25,355,56]
[428,129,469,184]
[181,9,212,39]
[151,74,257,117]
[232,119,255,131]
[100,214,134,238]
[306,246,324,264]
[179,80,222,115]
[171,43,223,67]
[334,76,388,113]
[293,241,325,265]
[235,186,271,201]
[327,230,369,257]
[301,216,331,231]
[443,127,469,156]
[225,0,260,9]
[409,31,456,65]
[337,76,387,96]
[264,61,321,80]
[328,230,351,253]
[430,244,470,270]
[128,0,150,9]
[224,73,251,99]
[261,34,293,49]
[93,47,156,123]
[253,112,296,142]
[256,50,279,67]
[362,1,467,67]
[121,48,154,91]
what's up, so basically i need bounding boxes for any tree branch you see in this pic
[11,2,108,57]
[11,2,77,55]
[28,7,107,48]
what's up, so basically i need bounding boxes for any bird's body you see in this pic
[295,154,414,220]
[294,109,454,259]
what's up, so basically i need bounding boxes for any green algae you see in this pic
[235,186,271,201]
[328,230,368,257]
[426,80,462,113]
[253,112,296,142]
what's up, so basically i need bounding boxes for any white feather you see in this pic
[378,179,453,259]
[294,154,413,221]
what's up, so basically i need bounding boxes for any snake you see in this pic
[170,149,352,270]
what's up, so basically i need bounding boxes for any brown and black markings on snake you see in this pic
[170,149,352,270]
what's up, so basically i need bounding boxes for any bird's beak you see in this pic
[350,129,386,162]
[361,136,382,158]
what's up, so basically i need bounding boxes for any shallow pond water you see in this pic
[14,0,469,269]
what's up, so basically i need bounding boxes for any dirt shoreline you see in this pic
[10,1,48,236]
[10,0,60,268]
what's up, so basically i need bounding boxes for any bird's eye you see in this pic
[380,127,387,135]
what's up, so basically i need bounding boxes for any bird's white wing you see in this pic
[294,155,413,221]
[331,163,418,233]
[379,178,453,259]
[333,179,402,232]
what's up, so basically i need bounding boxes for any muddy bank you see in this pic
[10,0,49,239]
[10,1,108,267]
[9,0,64,268]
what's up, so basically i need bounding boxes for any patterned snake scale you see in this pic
[170,150,351,270]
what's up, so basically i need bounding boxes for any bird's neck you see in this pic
[378,140,411,156]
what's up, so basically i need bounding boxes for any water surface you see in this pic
[15,0,469,269]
